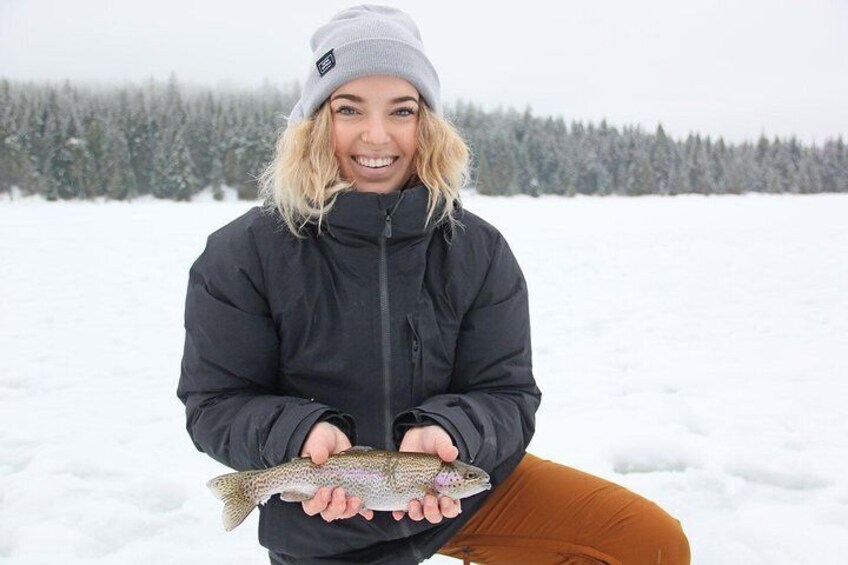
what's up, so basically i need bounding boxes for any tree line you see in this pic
[1,76,846,200]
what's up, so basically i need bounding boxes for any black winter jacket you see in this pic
[178,183,541,564]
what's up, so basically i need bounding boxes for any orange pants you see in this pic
[439,454,691,565]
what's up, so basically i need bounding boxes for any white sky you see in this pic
[1,0,847,144]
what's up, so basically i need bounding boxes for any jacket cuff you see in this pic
[392,407,481,464]
[392,410,438,447]
[316,411,357,444]
[261,402,355,467]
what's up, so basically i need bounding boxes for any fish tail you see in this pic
[206,470,263,531]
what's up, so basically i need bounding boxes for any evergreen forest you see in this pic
[1,76,846,201]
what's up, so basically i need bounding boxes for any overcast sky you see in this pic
[2,0,847,144]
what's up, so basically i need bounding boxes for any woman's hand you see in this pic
[392,425,462,524]
[299,421,374,522]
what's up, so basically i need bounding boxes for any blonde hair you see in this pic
[258,100,470,237]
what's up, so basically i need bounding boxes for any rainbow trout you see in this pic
[207,446,491,531]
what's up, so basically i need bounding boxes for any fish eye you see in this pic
[465,472,477,480]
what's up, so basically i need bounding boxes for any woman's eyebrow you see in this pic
[390,95,420,104]
[330,94,420,104]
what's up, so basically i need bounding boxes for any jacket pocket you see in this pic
[406,305,455,406]
[406,313,423,405]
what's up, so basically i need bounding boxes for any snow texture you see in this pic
[1,190,846,564]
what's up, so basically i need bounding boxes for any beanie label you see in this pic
[316,49,336,77]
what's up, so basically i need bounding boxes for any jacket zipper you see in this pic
[378,193,421,561]
[379,214,392,451]
[378,191,404,450]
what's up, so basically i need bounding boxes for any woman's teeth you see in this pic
[355,156,396,168]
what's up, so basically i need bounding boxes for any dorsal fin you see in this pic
[338,446,375,455]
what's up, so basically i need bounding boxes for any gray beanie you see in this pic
[286,4,441,127]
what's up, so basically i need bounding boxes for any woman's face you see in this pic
[329,75,420,194]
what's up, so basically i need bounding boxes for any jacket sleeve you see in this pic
[393,232,541,476]
[177,224,354,472]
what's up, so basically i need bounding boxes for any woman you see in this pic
[178,5,690,564]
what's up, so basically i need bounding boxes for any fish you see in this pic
[206,446,491,531]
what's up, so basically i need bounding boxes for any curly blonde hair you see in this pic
[258,100,470,237]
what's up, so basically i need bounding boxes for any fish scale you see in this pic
[207,447,491,531]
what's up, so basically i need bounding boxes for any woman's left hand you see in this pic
[392,425,462,524]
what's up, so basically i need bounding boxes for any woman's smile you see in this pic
[354,155,397,166]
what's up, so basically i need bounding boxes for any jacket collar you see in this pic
[323,183,440,244]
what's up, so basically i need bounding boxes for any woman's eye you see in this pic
[395,107,417,117]
[334,106,416,117]
[335,106,358,115]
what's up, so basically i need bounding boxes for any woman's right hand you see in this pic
[299,421,374,522]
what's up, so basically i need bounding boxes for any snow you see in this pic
[1,191,846,564]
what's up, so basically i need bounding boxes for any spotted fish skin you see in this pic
[206,447,491,531]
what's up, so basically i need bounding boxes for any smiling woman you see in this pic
[256,56,469,237]
[178,4,689,565]
[329,75,421,195]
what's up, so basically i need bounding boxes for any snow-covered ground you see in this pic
[1,190,846,564]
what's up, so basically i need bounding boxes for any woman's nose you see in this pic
[360,116,391,145]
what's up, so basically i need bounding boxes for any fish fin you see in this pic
[339,446,376,454]
[280,489,313,502]
[206,471,262,531]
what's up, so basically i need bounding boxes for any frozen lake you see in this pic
[1,190,846,564]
